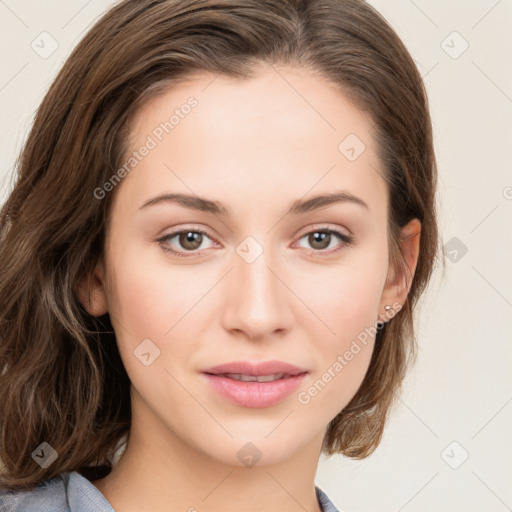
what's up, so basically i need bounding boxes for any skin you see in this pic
[78,63,420,512]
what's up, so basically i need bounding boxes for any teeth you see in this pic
[222,372,287,382]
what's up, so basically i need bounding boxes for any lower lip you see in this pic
[202,372,308,408]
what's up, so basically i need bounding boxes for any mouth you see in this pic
[203,371,305,382]
[201,359,308,377]
[201,369,308,408]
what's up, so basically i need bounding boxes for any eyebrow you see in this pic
[138,191,369,216]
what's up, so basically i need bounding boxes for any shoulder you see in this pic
[0,472,69,512]
[2,475,340,512]
[315,485,344,512]
[0,471,114,512]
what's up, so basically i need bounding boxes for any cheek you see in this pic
[295,258,385,413]
[105,245,212,378]
[297,288,377,420]
[107,244,203,336]
[303,255,385,344]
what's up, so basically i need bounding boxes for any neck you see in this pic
[92,395,326,512]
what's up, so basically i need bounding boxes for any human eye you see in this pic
[294,225,353,256]
[156,224,353,259]
[156,226,217,258]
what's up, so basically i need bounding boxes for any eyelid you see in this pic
[157,223,217,239]
[295,223,351,239]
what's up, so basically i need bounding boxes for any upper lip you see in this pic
[202,360,309,376]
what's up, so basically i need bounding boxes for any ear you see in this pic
[75,256,109,317]
[379,218,421,320]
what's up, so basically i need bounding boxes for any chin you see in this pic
[192,430,312,469]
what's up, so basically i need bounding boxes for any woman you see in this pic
[0,1,442,511]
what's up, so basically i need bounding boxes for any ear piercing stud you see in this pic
[377,304,398,330]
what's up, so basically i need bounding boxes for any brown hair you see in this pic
[0,0,443,490]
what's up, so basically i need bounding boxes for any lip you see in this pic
[202,373,308,408]
[200,360,309,408]
[201,360,308,376]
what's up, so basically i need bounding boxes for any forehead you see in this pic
[114,65,387,218]
[129,65,376,152]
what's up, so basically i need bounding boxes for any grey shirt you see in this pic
[0,471,342,511]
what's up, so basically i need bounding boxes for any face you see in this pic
[83,64,417,468]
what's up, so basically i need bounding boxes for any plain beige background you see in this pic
[1,1,511,511]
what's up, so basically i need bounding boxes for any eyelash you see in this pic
[156,225,353,258]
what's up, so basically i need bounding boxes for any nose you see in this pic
[221,240,294,341]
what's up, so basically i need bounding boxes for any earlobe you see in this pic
[75,258,109,317]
